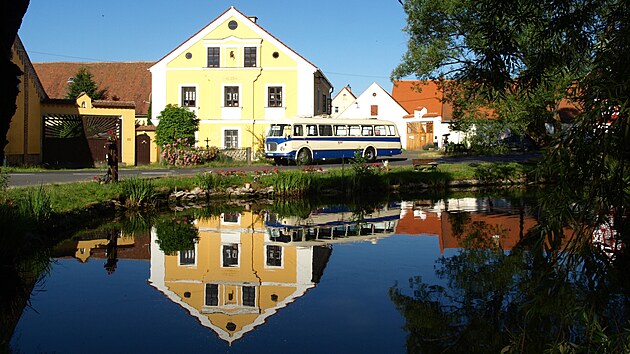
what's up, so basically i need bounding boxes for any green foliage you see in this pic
[154,215,199,255]
[155,104,199,147]
[119,177,157,208]
[472,162,524,185]
[161,139,218,166]
[65,67,106,100]
[393,0,608,143]
[194,171,241,191]
[263,171,313,196]
[17,185,52,223]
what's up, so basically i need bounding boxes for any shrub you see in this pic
[161,139,219,166]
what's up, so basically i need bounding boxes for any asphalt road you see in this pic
[6,150,540,187]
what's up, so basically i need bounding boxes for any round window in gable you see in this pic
[272,51,280,59]
[185,52,192,59]
[228,20,238,30]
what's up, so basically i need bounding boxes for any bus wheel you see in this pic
[296,148,312,165]
[363,147,376,162]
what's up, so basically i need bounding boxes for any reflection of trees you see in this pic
[390,220,630,353]
[155,215,199,255]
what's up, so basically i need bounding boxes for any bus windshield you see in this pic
[267,124,289,137]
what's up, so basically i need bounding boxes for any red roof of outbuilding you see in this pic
[33,61,154,116]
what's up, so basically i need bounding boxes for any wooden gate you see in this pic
[43,114,121,168]
[406,122,434,151]
[135,133,151,165]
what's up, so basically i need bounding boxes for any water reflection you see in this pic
[147,204,404,344]
[8,192,628,352]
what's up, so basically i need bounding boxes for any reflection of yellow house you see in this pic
[150,7,333,153]
[149,211,330,343]
[8,36,137,166]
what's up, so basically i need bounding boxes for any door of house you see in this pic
[135,133,151,165]
[406,122,434,150]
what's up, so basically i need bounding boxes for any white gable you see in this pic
[150,7,316,72]
[338,82,407,120]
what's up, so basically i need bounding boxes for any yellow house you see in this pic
[149,211,329,344]
[150,6,333,154]
[7,36,138,167]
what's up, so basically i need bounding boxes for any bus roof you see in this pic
[270,118,398,125]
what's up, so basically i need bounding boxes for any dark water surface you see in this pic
[7,193,628,353]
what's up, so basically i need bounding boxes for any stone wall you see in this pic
[220,147,252,162]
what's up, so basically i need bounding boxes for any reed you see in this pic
[119,177,157,208]
[17,185,53,223]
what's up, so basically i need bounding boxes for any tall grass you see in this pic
[119,177,157,208]
[261,171,313,196]
[17,185,53,223]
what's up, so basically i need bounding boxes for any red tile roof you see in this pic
[392,80,450,118]
[33,61,154,116]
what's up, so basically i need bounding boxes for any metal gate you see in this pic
[43,114,121,168]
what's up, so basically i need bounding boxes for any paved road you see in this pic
[7,151,540,187]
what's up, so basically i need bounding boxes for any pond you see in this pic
[6,191,629,353]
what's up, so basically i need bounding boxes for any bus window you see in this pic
[306,124,318,136]
[361,125,373,136]
[319,125,333,136]
[293,124,303,136]
[267,124,288,137]
[349,125,361,136]
[335,125,348,136]
[387,125,397,136]
[374,125,387,136]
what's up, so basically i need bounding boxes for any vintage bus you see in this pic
[264,118,402,165]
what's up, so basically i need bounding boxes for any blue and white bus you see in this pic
[264,118,403,165]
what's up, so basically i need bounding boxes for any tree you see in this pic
[65,67,106,100]
[395,0,629,247]
[392,0,601,143]
[0,0,30,165]
[155,104,199,147]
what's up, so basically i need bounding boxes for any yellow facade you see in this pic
[151,7,333,154]
[41,94,137,166]
[149,211,318,343]
[6,37,45,165]
[8,36,138,166]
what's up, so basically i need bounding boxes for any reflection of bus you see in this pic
[265,204,400,245]
[264,118,402,165]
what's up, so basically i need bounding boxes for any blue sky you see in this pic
[18,0,410,96]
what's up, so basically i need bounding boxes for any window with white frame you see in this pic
[207,47,220,67]
[244,47,257,67]
[266,245,282,267]
[205,284,219,306]
[224,129,238,149]
[225,86,239,107]
[181,86,196,107]
[268,86,282,107]
[242,286,256,307]
[222,244,239,267]
[179,249,195,266]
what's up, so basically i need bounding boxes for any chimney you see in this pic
[248,16,258,23]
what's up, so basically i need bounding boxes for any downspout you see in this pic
[252,42,263,163]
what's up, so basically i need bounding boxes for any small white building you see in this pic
[330,85,356,118]
[337,82,410,148]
